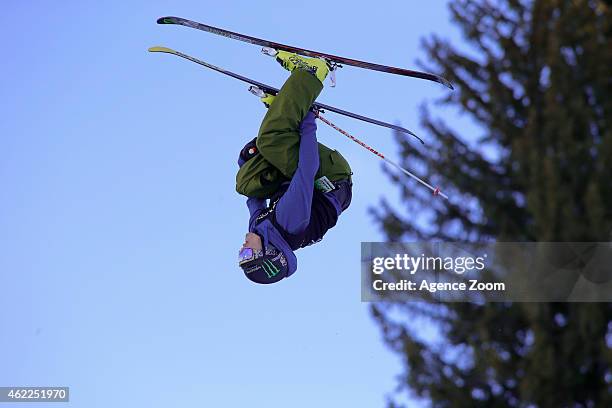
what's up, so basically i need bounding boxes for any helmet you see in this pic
[238,245,288,284]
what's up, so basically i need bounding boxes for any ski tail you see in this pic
[148,46,279,95]
[149,46,174,54]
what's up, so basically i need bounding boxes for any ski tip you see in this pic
[398,127,425,144]
[409,132,425,145]
[148,46,175,54]
[437,76,454,90]
[157,16,176,25]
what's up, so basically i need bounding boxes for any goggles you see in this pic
[238,247,260,265]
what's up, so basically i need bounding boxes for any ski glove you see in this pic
[238,137,259,167]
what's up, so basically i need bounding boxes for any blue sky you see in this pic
[0,1,477,406]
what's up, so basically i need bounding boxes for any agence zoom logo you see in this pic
[372,254,487,275]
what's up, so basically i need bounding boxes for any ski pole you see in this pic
[313,110,449,200]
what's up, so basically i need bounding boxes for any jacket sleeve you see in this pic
[246,197,266,232]
[274,111,319,234]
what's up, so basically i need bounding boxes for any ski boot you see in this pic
[249,86,276,108]
[262,47,331,85]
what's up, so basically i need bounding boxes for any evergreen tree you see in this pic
[371,1,612,406]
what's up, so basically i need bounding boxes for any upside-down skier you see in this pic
[236,51,353,284]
